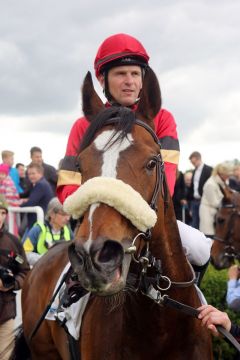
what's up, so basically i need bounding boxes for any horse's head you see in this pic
[211,187,240,269]
[65,69,166,295]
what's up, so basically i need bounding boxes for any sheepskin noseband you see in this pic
[63,177,157,232]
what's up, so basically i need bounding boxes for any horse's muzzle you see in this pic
[68,240,125,294]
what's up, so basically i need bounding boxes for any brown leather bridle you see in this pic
[104,117,169,213]
[91,116,196,289]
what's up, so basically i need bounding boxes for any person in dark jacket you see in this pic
[21,163,54,230]
[188,151,212,229]
[0,195,29,359]
[16,163,32,198]
[173,169,187,221]
[30,146,58,194]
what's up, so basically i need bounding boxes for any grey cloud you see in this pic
[0,0,240,147]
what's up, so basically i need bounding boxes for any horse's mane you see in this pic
[79,106,136,152]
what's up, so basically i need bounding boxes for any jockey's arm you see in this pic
[57,117,89,203]
[177,220,212,267]
[154,109,180,196]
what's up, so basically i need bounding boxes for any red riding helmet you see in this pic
[94,33,150,77]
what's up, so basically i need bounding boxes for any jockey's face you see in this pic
[99,65,143,106]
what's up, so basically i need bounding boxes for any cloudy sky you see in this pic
[1,0,239,172]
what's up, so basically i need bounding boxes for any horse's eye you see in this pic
[146,159,157,171]
[217,217,225,224]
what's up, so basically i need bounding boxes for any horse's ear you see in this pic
[219,185,232,203]
[82,72,105,122]
[135,67,162,125]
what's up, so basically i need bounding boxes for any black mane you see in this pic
[79,106,136,152]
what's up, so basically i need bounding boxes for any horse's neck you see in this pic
[152,202,192,282]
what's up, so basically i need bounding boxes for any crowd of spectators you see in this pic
[0,147,72,358]
[1,145,239,248]
[172,151,240,232]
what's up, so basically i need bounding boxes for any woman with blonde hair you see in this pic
[199,162,233,238]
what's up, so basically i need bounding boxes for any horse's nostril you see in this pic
[97,240,123,264]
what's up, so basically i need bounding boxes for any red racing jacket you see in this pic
[57,108,180,203]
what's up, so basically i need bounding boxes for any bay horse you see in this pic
[14,68,212,359]
[211,186,240,269]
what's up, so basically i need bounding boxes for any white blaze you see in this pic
[83,203,100,253]
[84,130,132,252]
[94,129,133,178]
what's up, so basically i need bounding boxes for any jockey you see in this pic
[57,33,212,279]
[57,33,179,202]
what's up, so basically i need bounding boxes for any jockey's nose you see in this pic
[91,240,124,273]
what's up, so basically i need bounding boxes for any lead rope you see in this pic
[144,287,240,353]
[162,296,240,353]
[128,242,240,353]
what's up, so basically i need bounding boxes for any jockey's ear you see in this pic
[97,74,104,88]
[82,72,105,122]
[135,67,162,127]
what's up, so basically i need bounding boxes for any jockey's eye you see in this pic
[146,159,157,171]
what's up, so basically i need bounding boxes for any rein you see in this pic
[125,235,240,353]
[125,243,240,353]
[153,294,240,353]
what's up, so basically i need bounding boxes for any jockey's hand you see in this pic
[198,305,231,336]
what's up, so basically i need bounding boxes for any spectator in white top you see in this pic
[199,162,233,238]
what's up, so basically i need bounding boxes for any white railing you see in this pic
[8,206,44,234]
